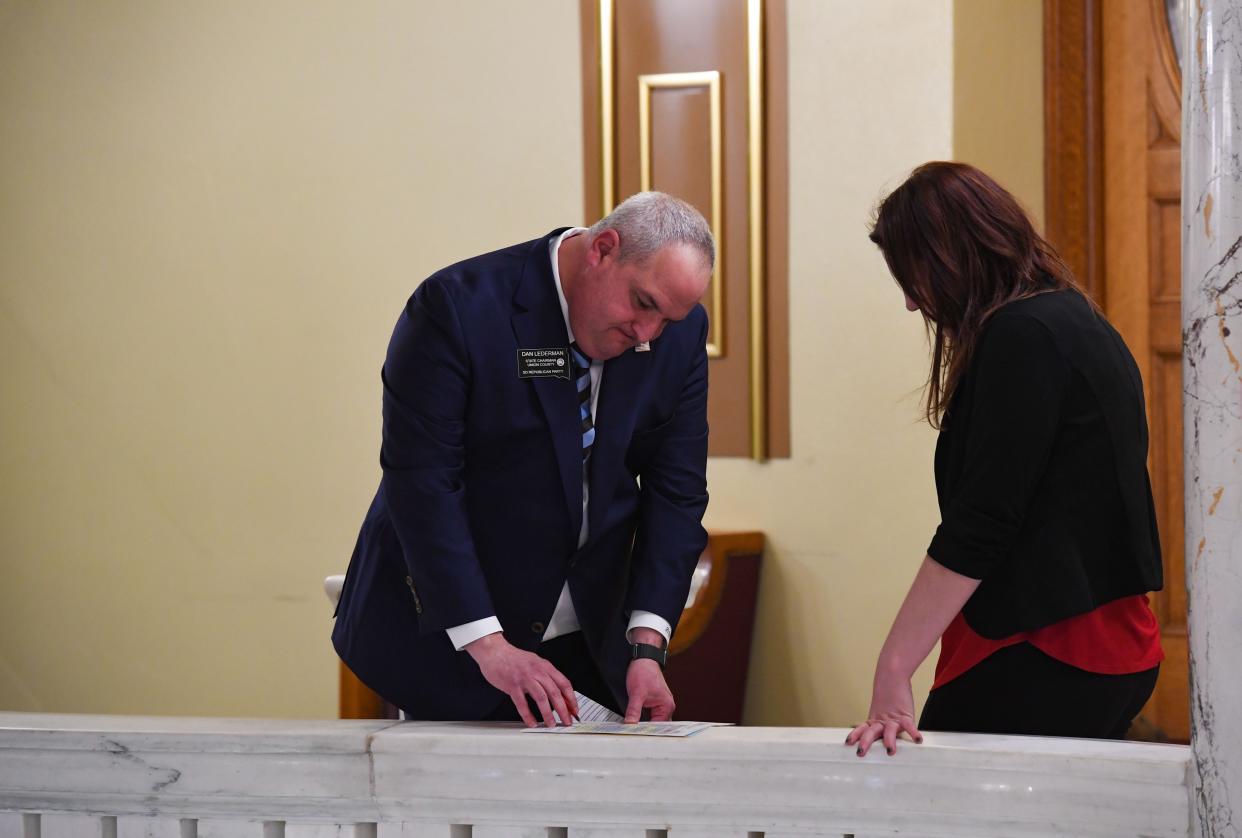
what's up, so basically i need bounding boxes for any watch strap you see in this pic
[630,641,668,668]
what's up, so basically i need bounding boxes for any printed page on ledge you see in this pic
[522,692,733,737]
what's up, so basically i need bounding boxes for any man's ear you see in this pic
[590,228,620,265]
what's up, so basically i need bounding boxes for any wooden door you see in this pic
[1102,0,1186,742]
[1047,0,1187,742]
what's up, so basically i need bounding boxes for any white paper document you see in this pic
[523,692,732,737]
[572,692,624,723]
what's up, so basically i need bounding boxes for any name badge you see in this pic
[517,347,571,380]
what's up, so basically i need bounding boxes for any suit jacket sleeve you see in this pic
[380,276,494,634]
[624,309,710,632]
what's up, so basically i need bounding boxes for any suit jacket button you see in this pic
[530,621,545,635]
[404,576,422,614]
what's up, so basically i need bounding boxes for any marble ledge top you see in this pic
[0,713,400,753]
[0,713,1192,837]
[0,712,1190,774]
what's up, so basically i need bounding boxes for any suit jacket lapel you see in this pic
[511,230,583,544]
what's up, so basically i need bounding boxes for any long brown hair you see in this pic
[869,161,1093,428]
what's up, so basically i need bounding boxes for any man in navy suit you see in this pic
[333,192,714,726]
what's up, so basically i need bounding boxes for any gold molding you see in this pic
[637,70,725,358]
[598,0,615,216]
[747,0,767,461]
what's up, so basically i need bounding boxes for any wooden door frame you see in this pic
[1044,0,1105,304]
[1046,0,1188,742]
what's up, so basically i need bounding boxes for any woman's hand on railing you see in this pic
[848,556,975,756]
[845,669,923,757]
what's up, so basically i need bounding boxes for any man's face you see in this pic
[567,232,711,361]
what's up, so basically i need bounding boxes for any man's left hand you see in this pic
[624,658,675,723]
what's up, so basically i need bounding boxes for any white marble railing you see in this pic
[0,713,1190,838]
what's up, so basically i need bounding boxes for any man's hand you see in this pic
[624,659,674,722]
[624,627,674,722]
[465,633,578,727]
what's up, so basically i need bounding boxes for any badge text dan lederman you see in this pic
[517,347,571,380]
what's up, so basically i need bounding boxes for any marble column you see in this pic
[1183,1,1242,835]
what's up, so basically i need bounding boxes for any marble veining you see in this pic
[0,713,1192,837]
[102,738,183,794]
[1183,1,1242,837]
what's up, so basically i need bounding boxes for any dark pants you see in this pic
[483,631,622,721]
[920,641,1159,739]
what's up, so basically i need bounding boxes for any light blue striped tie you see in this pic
[570,343,595,465]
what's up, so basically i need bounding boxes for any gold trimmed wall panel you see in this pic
[638,71,725,356]
[581,0,789,459]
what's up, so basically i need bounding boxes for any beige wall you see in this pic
[0,1,1043,726]
[713,1,1045,727]
[706,0,953,726]
[953,0,1046,228]
[0,1,584,718]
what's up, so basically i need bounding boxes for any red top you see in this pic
[932,594,1164,690]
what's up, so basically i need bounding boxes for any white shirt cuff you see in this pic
[626,610,672,646]
[446,616,503,651]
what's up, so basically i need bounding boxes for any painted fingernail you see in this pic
[887,748,895,756]
[856,748,863,756]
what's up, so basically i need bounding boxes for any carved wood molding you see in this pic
[668,530,765,655]
[1044,0,1105,304]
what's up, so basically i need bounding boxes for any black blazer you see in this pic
[928,289,1163,638]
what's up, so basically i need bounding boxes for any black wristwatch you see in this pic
[630,642,668,668]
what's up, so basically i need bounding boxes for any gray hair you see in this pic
[587,191,716,270]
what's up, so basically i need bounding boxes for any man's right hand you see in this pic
[464,633,578,727]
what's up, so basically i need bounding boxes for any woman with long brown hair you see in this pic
[847,162,1164,756]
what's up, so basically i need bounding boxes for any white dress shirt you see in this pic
[445,228,673,651]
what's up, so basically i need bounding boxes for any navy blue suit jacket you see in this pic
[332,229,710,719]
